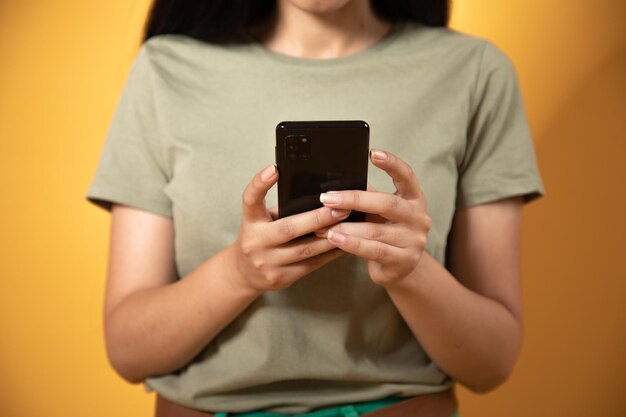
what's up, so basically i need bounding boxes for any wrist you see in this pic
[382,251,430,293]
[221,244,265,300]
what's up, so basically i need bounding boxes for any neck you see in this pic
[250,0,392,59]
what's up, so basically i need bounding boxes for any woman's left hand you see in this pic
[316,149,432,287]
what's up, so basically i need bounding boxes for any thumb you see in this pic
[242,164,277,222]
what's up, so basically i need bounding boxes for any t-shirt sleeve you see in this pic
[85,43,172,218]
[456,41,545,209]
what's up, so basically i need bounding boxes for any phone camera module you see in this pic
[285,135,311,160]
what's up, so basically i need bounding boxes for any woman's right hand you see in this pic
[229,164,349,293]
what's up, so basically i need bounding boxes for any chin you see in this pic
[284,0,356,15]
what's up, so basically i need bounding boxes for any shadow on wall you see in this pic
[521,51,626,416]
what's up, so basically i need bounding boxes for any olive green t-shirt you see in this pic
[85,21,544,413]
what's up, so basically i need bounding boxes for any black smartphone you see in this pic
[276,120,369,222]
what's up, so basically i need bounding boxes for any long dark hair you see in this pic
[143,0,450,43]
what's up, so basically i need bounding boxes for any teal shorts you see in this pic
[213,396,458,417]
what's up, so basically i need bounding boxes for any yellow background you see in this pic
[1,0,624,416]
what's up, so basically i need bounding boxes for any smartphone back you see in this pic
[276,120,369,221]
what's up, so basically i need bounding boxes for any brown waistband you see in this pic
[155,389,457,417]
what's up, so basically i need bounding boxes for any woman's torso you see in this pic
[140,21,493,412]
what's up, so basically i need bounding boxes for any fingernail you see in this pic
[371,150,387,161]
[328,230,347,244]
[331,209,350,218]
[320,193,342,204]
[261,164,276,182]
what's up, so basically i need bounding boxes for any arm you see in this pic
[384,198,524,393]
[104,204,258,384]
[104,165,346,384]
[319,149,524,393]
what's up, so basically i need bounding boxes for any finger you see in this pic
[326,230,409,266]
[370,149,422,199]
[267,206,351,245]
[270,235,340,266]
[313,226,330,236]
[320,190,412,222]
[365,185,386,223]
[281,248,346,282]
[315,222,413,248]
[242,164,278,222]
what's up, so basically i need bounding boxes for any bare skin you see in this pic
[315,150,524,392]
[104,0,524,392]
[248,0,392,59]
[105,165,346,382]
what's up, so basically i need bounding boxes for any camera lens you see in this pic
[284,135,311,160]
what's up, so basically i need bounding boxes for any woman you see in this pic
[86,0,545,416]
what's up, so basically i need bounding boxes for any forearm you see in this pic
[105,245,260,383]
[385,252,523,393]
